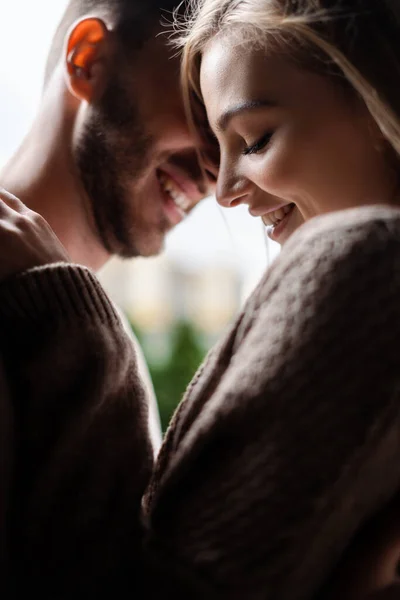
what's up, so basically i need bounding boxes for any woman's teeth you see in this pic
[159,173,191,213]
[262,204,293,227]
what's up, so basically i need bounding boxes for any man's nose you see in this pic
[200,143,219,189]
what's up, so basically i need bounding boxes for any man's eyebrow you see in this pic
[215,99,277,133]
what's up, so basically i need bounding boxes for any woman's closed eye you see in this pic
[242,132,274,156]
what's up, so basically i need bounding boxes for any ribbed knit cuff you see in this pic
[0,263,120,334]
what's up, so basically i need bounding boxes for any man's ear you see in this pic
[64,18,111,103]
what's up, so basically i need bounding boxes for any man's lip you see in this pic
[249,202,291,218]
[157,177,185,227]
[158,166,206,205]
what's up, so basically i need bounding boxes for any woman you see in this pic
[177,0,400,246]
[143,0,400,597]
[1,2,400,599]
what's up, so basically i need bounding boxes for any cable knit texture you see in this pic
[0,264,154,598]
[2,207,400,599]
[144,205,400,599]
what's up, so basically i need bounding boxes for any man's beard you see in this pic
[74,77,165,258]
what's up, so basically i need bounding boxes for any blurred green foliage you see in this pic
[130,320,207,432]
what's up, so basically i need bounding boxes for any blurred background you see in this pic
[0,1,280,430]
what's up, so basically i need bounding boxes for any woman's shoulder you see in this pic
[256,204,400,298]
[285,204,400,256]
[240,205,400,343]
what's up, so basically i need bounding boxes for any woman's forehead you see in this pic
[199,35,359,132]
[200,37,304,105]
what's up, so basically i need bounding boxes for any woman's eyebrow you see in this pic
[215,99,277,133]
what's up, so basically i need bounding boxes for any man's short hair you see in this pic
[44,0,181,84]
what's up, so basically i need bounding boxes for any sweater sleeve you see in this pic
[144,207,400,600]
[0,264,153,597]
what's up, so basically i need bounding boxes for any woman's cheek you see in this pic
[254,135,301,197]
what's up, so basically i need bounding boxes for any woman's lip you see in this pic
[266,204,295,243]
[249,202,290,218]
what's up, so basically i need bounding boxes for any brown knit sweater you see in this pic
[1,205,400,598]
[144,205,400,599]
[0,267,154,597]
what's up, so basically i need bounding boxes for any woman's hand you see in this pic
[0,188,70,281]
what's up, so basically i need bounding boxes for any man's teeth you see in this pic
[159,173,191,213]
[262,204,293,227]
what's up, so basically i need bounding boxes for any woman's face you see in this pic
[200,35,397,244]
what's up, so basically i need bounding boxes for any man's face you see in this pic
[73,29,215,258]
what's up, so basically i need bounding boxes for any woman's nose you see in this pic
[216,168,253,208]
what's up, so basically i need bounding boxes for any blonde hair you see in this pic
[173,0,400,160]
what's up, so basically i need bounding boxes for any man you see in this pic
[0,0,215,596]
[1,0,215,453]
[2,1,212,264]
